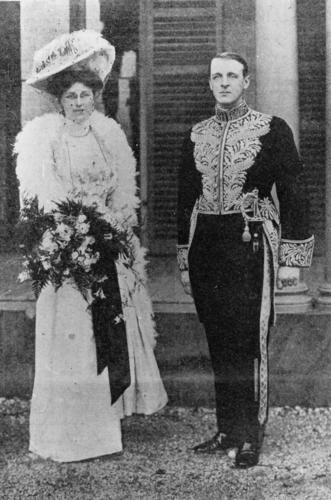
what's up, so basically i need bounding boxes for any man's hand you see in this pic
[180,270,192,296]
[277,266,299,289]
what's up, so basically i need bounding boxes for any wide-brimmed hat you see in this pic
[27,29,115,92]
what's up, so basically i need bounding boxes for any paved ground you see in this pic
[1,399,331,499]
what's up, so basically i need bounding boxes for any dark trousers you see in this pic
[204,317,261,445]
[189,214,266,446]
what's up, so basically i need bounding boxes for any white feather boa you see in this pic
[15,111,139,219]
[15,111,157,347]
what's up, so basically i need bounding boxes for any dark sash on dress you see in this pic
[91,258,130,405]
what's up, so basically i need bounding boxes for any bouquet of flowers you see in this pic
[16,197,133,303]
[16,197,135,402]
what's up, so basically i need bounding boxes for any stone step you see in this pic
[1,310,331,406]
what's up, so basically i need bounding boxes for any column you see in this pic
[139,0,154,247]
[256,0,312,313]
[85,0,104,112]
[318,1,331,307]
[21,0,70,124]
[86,0,103,32]
[116,51,137,146]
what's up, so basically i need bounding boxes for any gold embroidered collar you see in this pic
[215,101,249,122]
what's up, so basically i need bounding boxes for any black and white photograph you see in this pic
[0,0,330,498]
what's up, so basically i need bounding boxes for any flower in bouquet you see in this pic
[18,269,30,283]
[72,236,100,272]
[40,231,59,254]
[17,198,135,304]
[75,214,90,235]
[40,257,52,271]
[94,287,106,300]
[54,222,74,243]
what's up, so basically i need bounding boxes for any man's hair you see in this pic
[46,69,103,99]
[209,52,249,77]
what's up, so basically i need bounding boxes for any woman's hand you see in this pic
[276,266,299,289]
[180,270,192,296]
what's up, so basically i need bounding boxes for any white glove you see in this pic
[180,270,192,296]
[277,266,299,289]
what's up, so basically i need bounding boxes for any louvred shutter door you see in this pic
[148,0,217,253]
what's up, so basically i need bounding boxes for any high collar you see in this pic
[63,117,91,137]
[215,101,249,122]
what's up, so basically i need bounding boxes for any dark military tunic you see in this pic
[177,101,314,445]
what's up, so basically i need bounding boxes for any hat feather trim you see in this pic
[27,30,115,91]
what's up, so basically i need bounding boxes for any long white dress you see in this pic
[15,112,168,462]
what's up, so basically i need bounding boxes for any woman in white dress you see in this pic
[15,30,167,462]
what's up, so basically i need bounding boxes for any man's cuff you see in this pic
[279,236,315,267]
[176,245,189,271]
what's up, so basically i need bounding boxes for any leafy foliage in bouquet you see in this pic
[15,196,55,253]
[17,197,134,301]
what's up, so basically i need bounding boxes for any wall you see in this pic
[0,1,21,249]
[297,0,326,256]
[1,310,331,407]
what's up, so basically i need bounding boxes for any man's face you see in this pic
[209,58,250,108]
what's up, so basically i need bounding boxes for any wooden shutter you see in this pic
[140,0,217,253]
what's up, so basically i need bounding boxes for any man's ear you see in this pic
[244,74,250,90]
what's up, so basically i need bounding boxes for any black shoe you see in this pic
[235,441,259,468]
[192,433,235,454]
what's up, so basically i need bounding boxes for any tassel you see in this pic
[242,220,251,243]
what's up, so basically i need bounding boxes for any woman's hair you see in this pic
[209,52,249,77]
[46,69,103,99]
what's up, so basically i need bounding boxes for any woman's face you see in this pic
[60,82,95,124]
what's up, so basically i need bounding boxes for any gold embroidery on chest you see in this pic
[191,118,224,211]
[191,119,224,174]
[191,111,272,214]
[223,111,271,211]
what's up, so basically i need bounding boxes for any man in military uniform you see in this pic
[177,52,314,468]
